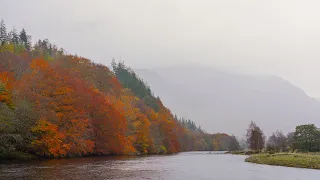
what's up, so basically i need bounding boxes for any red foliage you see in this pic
[1,51,225,157]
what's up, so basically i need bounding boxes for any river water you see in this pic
[0,152,319,180]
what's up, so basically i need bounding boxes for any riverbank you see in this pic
[245,153,320,169]
[0,151,38,161]
[225,151,259,155]
[0,150,176,161]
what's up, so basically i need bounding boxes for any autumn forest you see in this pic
[0,20,239,159]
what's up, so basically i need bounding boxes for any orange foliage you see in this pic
[0,72,15,108]
[0,51,224,158]
[135,113,151,154]
[30,58,49,71]
[88,90,133,155]
[19,58,96,156]
[31,118,69,157]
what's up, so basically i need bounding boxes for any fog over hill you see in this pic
[136,66,320,136]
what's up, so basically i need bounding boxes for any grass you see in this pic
[245,153,320,169]
[225,150,259,155]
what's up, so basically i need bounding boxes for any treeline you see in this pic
[0,20,238,159]
[0,20,63,58]
[245,121,320,152]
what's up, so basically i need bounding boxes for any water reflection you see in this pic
[0,152,319,180]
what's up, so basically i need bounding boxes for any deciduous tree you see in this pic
[246,121,265,152]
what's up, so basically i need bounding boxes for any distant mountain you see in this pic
[136,66,320,136]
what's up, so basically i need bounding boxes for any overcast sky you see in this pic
[1,0,320,97]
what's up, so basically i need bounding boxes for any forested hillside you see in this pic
[135,67,320,136]
[0,20,238,159]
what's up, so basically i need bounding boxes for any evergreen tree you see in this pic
[9,27,20,44]
[19,28,31,51]
[112,60,160,112]
[0,19,8,45]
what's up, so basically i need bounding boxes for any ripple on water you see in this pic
[1,152,320,180]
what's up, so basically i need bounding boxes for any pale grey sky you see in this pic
[1,0,320,97]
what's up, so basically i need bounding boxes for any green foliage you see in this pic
[180,118,200,131]
[0,82,5,92]
[0,103,15,133]
[0,134,23,152]
[112,60,160,112]
[286,132,296,152]
[245,153,320,169]
[8,27,19,44]
[143,96,160,112]
[228,150,259,155]
[294,124,320,152]
[0,43,14,53]
[13,100,38,141]
[0,133,37,161]
[19,28,31,51]
[0,150,37,160]
[32,39,63,60]
[0,19,8,45]
[0,42,26,55]
[0,20,31,54]
[0,100,37,160]
[158,145,167,154]
[13,43,26,55]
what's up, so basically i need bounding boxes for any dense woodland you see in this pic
[0,20,240,159]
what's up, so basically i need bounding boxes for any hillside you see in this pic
[0,21,238,159]
[136,66,320,136]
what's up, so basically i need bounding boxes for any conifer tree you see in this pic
[9,27,20,44]
[19,28,31,51]
[0,19,8,45]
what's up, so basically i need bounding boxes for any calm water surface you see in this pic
[0,152,319,180]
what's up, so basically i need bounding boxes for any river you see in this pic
[0,152,319,180]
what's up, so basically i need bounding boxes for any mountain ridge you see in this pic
[135,66,320,136]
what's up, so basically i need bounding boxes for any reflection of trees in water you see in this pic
[3,156,143,180]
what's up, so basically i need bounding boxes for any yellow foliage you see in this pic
[0,43,14,53]
[212,139,220,151]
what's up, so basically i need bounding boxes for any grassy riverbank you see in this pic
[225,151,259,155]
[245,153,320,169]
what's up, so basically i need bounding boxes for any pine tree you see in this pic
[9,27,20,44]
[0,19,8,45]
[19,28,31,51]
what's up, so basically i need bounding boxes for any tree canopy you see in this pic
[0,20,236,159]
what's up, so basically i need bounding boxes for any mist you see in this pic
[1,0,320,97]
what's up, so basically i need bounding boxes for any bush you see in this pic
[0,134,24,152]
[158,146,167,154]
[0,150,37,160]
